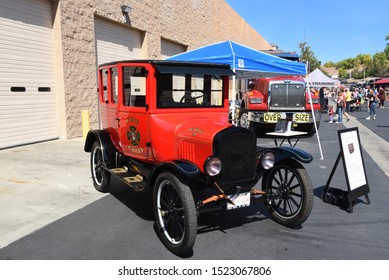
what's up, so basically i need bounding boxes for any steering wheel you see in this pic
[179,91,204,104]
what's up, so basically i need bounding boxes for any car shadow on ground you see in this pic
[108,177,154,221]
[197,203,269,235]
[109,177,281,234]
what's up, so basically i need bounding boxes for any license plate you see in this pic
[293,113,309,122]
[264,112,285,123]
[226,192,251,210]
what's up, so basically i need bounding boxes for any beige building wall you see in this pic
[56,0,272,138]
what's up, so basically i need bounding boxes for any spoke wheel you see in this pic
[90,141,110,192]
[262,159,313,227]
[153,172,197,256]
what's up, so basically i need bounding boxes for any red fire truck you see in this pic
[84,60,314,255]
[238,76,321,135]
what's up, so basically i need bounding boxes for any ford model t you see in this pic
[84,60,314,255]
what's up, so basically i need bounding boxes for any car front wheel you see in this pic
[262,159,313,227]
[153,172,197,256]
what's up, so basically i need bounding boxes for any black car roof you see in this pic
[98,60,235,76]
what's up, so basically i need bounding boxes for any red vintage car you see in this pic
[84,60,314,256]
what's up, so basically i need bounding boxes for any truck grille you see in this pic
[214,127,256,192]
[270,83,305,110]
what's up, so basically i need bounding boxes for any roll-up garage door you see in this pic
[160,39,186,59]
[0,0,58,149]
[94,17,145,65]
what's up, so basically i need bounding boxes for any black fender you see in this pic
[147,160,203,189]
[257,146,312,165]
[272,146,313,164]
[84,129,117,167]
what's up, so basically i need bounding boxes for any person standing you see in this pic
[336,91,345,123]
[319,87,326,113]
[378,86,386,108]
[345,88,352,114]
[366,89,377,119]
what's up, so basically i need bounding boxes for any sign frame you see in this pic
[322,127,370,212]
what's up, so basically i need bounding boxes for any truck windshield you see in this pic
[156,73,224,108]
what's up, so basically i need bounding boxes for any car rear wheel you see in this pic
[153,172,197,256]
[90,141,110,193]
[262,159,313,227]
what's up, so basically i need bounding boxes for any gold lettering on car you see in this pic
[128,146,144,154]
[188,127,203,136]
[126,117,139,125]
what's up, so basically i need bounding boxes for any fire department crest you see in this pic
[127,126,141,146]
[348,143,354,154]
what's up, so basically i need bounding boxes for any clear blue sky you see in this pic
[225,0,388,63]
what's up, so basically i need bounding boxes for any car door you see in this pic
[117,64,152,160]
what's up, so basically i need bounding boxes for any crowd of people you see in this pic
[313,85,389,123]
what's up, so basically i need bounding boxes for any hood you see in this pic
[176,118,231,144]
[175,118,232,165]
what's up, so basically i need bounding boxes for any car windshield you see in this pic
[156,73,224,108]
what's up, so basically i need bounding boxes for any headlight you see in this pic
[261,152,275,170]
[204,156,222,177]
[250,97,263,104]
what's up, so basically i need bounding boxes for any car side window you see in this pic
[123,66,147,107]
[111,67,118,104]
[100,69,109,102]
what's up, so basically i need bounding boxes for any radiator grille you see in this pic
[270,83,305,109]
[214,127,256,191]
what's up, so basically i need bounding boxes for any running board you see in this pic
[108,166,145,189]
[123,174,143,184]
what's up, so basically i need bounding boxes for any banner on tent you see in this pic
[308,81,340,87]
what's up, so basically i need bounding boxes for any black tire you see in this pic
[90,141,111,193]
[238,108,253,130]
[153,172,197,256]
[262,159,313,227]
[307,121,320,136]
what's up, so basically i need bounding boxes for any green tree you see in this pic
[323,61,336,68]
[350,54,371,79]
[384,33,389,60]
[338,68,348,79]
[355,54,372,66]
[298,42,321,72]
[337,58,354,70]
[370,52,389,76]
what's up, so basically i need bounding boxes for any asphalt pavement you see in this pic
[0,106,388,259]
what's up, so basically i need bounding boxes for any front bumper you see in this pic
[248,111,321,126]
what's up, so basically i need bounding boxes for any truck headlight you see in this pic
[261,152,275,169]
[204,156,222,177]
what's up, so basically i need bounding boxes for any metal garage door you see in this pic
[0,0,58,149]
[160,39,186,59]
[94,17,145,65]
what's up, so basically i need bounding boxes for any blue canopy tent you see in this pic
[165,40,323,159]
[165,40,307,78]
